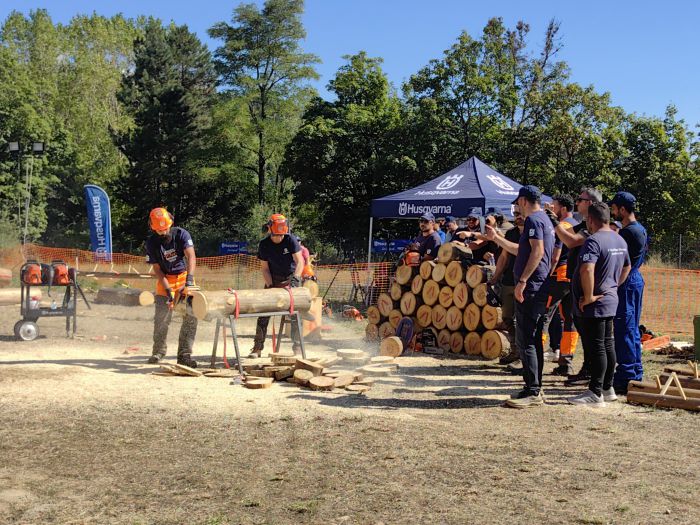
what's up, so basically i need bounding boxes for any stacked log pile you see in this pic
[365,242,510,360]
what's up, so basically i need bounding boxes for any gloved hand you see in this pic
[185,274,195,287]
[166,288,175,310]
[545,209,560,228]
[290,275,302,288]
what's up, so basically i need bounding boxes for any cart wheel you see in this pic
[14,320,39,341]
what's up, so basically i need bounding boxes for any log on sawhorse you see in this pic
[627,372,700,411]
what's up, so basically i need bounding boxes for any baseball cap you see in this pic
[609,191,637,210]
[419,212,435,221]
[444,215,457,225]
[512,185,542,204]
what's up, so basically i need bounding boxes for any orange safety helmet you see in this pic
[268,213,289,235]
[149,207,173,232]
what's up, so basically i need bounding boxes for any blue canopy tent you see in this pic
[367,156,549,264]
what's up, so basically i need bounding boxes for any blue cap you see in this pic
[512,185,542,204]
[610,191,637,211]
[444,215,457,225]
[420,212,435,221]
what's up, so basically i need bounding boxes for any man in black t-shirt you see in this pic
[249,213,305,357]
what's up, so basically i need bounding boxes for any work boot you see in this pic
[564,367,591,387]
[499,350,520,365]
[177,354,197,368]
[553,355,575,376]
[147,353,164,364]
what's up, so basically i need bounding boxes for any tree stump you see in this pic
[421,280,440,306]
[415,304,433,327]
[377,293,395,317]
[380,336,403,357]
[438,286,454,308]
[419,260,435,280]
[472,283,488,306]
[446,306,463,331]
[465,332,482,355]
[431,263,447,283]
[449,331,464,353]
[464,303,482,331]
[482,305,504,330]
[452,282,470,309]
[395,264,415,285]
[466,265,496,288]
[481,330,510,360]
[431,304,448,330]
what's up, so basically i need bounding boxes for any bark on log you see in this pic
[452,282,470,309]
[437,329,451,351]
[419,260,435,280]
[390,282,404,301]
[377,293,395,317]
[190,287,311,320]
[482,305,505,330]
[422,280,440,306]
[446,306,463,331]
[400,291,421,316]
[437,242,473,263]
[481,330,510,360]
[431,263,447,284]
[431,304,448,330]
[444,261,464,287]
[449,331,464,354]
[629,380,700,399]
[465,332,482,356]
[438,286,454,308]
[0,288,42,305]
[626,390,700,411]
[395,264,416,285]
[472,283,488,307]
[415,304,433,328]
[466,265,496,288]
[380,336,403,357]
[658,373,700,390]
[411,274,424,295]
[388,309,403,328]
[464,303,482,331]
[366,305,383,325]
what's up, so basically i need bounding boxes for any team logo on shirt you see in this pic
[283,248,289,254]
[163,248,177,262]
[186,239,193,246]
[582,253,591,262]
[529,228,535,236]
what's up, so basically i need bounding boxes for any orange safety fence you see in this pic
[0,244,698,336]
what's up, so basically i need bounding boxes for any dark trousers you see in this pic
[253,279,300,351]
[153,295,198,357]
[542,278,579,361]
[577,316,615,396]
[515,297,547,395]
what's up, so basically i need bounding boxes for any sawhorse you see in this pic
[209,310,307,373]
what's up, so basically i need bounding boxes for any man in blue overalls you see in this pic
[610,192,647,394]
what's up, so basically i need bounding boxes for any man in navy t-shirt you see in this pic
[249,213,305,358]
[485,185,555,408]
[568,202,631,406]
[412,212,442,261]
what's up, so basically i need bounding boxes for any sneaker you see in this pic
[177,355,197,368]
[544,349,560,362]
[506,362,523,375]
[505,391,544,409]
[147,354,164,364]
[602,387,618,402]
[499,351,520,365]
[567,390,606,407]
[564,369,591,387]
[509,389,531,400]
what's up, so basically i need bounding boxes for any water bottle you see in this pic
[50,300,57,311]
[29,296,40,310]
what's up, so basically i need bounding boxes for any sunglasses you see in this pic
[576,197,591,203]
[419,219,430,223]
[513,212,522,217]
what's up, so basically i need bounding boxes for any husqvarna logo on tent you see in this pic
[486,174,515,191]
[436,174,463,190]
[397,203,452,216]
[398,202,408,216]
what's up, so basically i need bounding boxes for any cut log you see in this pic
[464,303,482,331]
[446,306,463,331]
[377,293,395,317]
[419,260,436,280]
[628,380,700,399]
[452,282,470,309]
[190,287,311,320]
[390,282,404,302]
[472,283,488,307]
[365,323,379,341]
[465,332,482,355]
[333,374,356,388]
[415,304,433,328]
[626,391,700,411]
[444,261,464,287]
[437,329,451,351]
[309,376,335,391]
[293,369,314,385]
[94,287,154,307]
[438,286,454,308]
[274,367,295,381]
[378,322,396,339]
[245,377,274,389]
[482,305,505,330]
[0,267,11,288]
[449,331,464,354]
[295,358,325,376]
[431,304,448,330]
[346,384,371,393]
[437,242,473,263]
[395,264,416,285]
[388,309,403,328]
[431,263,447,283]
[411,274,424,295]
[466,265,496,288]
[400,291,421,316]
[481,330,510,360]
[658,373,700,390]
[421,280,440,306]
[380,336,403,358]
[366,306,383,325]
[302,279,319,298]
[0,288,42,305]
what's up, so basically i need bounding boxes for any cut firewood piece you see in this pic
[271,353,298,366]
[317,356,341,368]
[437,329,451,351]
[465,332,482,356]
[400,291,421,316]
[295,359,325,376]
[452,282,470,309]
[378,322,396,339]
[245,377,274,389]
[172,363,203,377]
[379,336,403,358]
[390,282,404,301]
[0,267,12,288]
[308,376,335,391]
[419,260,434,280]
[261,365,292,378]
[366,306,383,325]
[410,274,424,295]
[324,372,341,378]
[388,309,403,329]
[464,303,482,331]
[376,293,395,317]
[437,242,473,263]
[431,263,447,284]
[444,261,464,287]
[352,371,365,381]
[247,369,267,378]
[438,286,454,308]
[353,377,375,386]
[370,356,395,364]
[472,283,488,307]
[466,265,496,288]
[333,374,356,388]
[204,370,241,378]
[446,306,463,331]
[395,264,416,285]
[415,304,433,328]
[346,384,371,393]
[293,369,314,385]
[482,305,504,330]
[358,365,393,377]
[481,330,510,360]
[337,348,365,359]
[94,287,154,307]
[365,323,379,341]
[431,304,448,330]
[449,332,464,354]
[421,279,440,306]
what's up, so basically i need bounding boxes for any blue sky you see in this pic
[3,0,699,127]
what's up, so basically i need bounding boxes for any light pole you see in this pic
[6,141,21,228]
[7,140,45,244]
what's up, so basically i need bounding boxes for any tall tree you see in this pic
[208,0,320,204]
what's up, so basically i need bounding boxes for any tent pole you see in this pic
[365,217,374,307]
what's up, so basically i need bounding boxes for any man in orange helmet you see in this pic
[145,207,198,367]
[249,213,305,358]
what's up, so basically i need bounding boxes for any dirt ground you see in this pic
[0,298,698,525]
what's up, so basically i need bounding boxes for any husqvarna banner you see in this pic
[84,184,113,262]
[370,156,539,218]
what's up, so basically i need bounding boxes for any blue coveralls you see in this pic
[613,224,647,388]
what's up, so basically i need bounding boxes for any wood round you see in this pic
[481,330,510,360]
[449,331,464,353]
[446,306,463,331]
[395,265,415,285]
[366,306,382,325]
[465,332,482,355]
[400,291,420,316]
[452,282,470,309]
[411,274,424,295]
[482,305,504,330]
[431,263,447,283]
[303,279,320,298]
[445,260,464,287]
[419,260,435,280]
[438,242,472,263]
[422,280,440,306]
[365,323,379,341]
[437,329,451,351]
[388,309,403,328]
[377,293,395,317]
[473,283,488,307]
[378,322,395,338]
[431,304,448,330]
[415,304,433,328]
[380,336,403,357]
[463,303,482,331]
[309,376,335,391]
[390,282,403,301]
[438,286,454,308]
[337,348,365,359]
[466,265,496,288]
[293,369,314,386]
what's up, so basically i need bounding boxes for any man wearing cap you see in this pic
[435,218,446,243]
[610,191,648,393]
[145,208,198,367]
[413,212,442,261]
[444,216,459,242]
[485,185,555,408]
